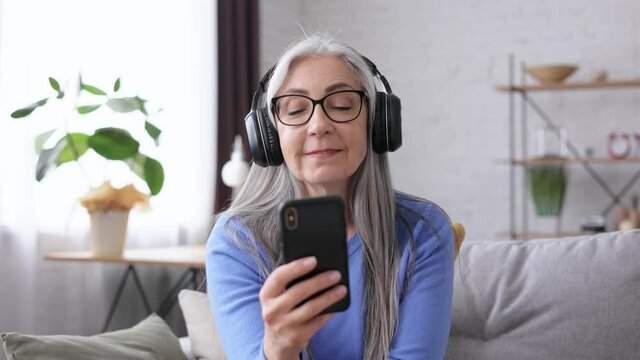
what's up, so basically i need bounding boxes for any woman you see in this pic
[207,34,454,360]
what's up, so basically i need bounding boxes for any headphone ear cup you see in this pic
[372,91,387,154]
[385,93,402,152]
[371,91,402,154]
[258,107,284,166]
[245,110,269,167]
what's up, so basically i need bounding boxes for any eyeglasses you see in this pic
[271,90,367,126]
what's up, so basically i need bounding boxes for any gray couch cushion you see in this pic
[2,314,186,360]
[447,230,640,360]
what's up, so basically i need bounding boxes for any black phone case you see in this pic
[279,196,350,313]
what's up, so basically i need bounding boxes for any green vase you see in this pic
[528,163,567,216]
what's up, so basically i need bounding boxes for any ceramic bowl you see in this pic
[526,64,578,84]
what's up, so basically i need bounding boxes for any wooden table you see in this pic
[45,245,206,332]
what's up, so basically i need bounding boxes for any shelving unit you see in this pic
[496,55,640,240]
[495,78,640,92]
[498,157,640,165]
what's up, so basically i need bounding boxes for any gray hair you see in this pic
[222,33,400,359]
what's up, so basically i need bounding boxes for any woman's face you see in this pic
[274,55,368,192]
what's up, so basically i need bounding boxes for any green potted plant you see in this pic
[11,75,164,255]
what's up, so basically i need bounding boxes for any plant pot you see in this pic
[89,209,130,256]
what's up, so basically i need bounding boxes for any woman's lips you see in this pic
[306,149,342,157]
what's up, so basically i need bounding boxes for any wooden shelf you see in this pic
[495,78,640,92]
[497,157,640,166]
[497,231,595,240]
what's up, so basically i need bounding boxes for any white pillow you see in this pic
[178,289,227,360]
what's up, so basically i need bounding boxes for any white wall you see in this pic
[261,0,640,240]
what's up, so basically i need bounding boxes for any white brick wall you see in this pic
[261,1,640,240]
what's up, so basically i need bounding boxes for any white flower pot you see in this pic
[89,209,130,256]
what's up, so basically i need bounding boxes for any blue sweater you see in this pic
[206,193,454,359]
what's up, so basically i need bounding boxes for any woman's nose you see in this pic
[307,104,334,135]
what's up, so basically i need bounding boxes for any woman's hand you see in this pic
[260,256,347,360]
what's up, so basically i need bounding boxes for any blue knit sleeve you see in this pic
[388,204,455,360]
[206,215,269,360]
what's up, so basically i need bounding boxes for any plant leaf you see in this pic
[135,96,148,115]
[49,77,61,91]
[35,129,57,154]
[126,153,164,195]
[11,98,48,118]
[126,153,146,180]
[88,127,139,160]
[77,74,84,96]
[56,133,90,164]
[114,78,121,92]
[77,104,102,114]
[143,156,164,195]
[144,121,161,145]
[50,76,64,98]
[35,139,67,181]
[81,84,107,96]
[106,97,140,113]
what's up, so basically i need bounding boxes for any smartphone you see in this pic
[279,195,350,313]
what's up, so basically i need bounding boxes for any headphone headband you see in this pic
[360,55,393,94]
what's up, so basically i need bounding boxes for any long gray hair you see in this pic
[222,33,400,359]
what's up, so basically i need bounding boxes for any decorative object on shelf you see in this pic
[526,64,578,84]
[634,133,640,157]
[612,203,630,230]
[608,132,632,159]
[221,135,249,193]
[529,124,569,228]
[10,76,164,255]
[592,70,608,83]
[618,195,640,230]
[584,146,595,158]
[535,125,567,157]
[580,215,606,233]
[528,159,568,217]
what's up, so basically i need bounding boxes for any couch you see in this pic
[174,229,640,359]
[447,229,640,360]
[4,230,639,360]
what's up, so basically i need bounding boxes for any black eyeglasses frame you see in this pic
[270,89,367,126]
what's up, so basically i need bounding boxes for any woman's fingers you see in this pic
[259,256,317,300]
[260,260,348,357]
[288,284,347,324]
[271,270,342,313]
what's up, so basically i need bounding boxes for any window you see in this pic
[0,0,216,244]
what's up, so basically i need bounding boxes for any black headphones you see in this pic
[244,55,402,167]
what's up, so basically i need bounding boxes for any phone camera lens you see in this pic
[285,208,298,230]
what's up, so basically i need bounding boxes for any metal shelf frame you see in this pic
[501,54,640,239]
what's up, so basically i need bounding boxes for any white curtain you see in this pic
[0,0,216,336]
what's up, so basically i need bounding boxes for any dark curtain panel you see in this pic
[215,0,259,213]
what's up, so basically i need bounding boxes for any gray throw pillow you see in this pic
[2,313,187,360]
[178,289,227,360]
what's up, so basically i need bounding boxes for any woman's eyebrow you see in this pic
[284,88,308,95]
[325,82,354,93]
[282,82,355,96]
